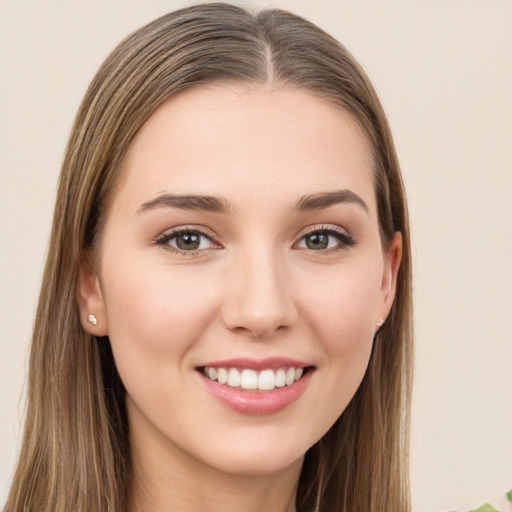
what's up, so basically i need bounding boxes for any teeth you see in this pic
[204,366,306,391]
[240,369,258,390]
[227,368,241,387]
[258,369,275,391]
[217,368,228,384]
[275,368,286,388]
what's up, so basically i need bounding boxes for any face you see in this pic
[79,85,401,479]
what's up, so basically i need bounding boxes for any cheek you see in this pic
[99,256,221,375]
[302,262,382,347]
[298,261,382,403]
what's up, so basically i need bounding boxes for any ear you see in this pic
[377,232,402,326]
[76,252,108,336]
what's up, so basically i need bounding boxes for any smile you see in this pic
[203,366,304,391]
[197,358,314,415]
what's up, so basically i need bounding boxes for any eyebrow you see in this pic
[136,189,368,216]
[293,189,369,214]
[136,194,231,214]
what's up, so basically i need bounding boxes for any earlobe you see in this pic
[76,253,108,336]
[379,232,402,322]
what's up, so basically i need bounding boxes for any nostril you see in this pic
[231,323,290,339]
[221,304,297,339]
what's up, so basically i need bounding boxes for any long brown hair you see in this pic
[5,3,413,511]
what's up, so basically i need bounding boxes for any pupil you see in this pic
[177,233,200,250]
[306,233,328,250]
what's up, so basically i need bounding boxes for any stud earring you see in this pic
[87,314,98,326]
[377,318,385,328]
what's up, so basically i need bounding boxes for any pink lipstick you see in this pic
[197,357,313,415]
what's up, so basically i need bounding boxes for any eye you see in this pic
[296,227,356,251]
[155,228,218,253]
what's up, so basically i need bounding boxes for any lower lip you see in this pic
[199,370,313,416]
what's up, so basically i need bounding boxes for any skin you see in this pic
[78,85,401,512]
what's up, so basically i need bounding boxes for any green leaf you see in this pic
[506,489,512,503]
[469,505,499,512]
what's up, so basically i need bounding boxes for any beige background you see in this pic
[1,1,511,510]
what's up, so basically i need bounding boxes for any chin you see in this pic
[194,431,311,478]
[208,451,305,478]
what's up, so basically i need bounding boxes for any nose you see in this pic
[221,248,298,338]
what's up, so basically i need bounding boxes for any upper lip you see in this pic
[197,357,311,371]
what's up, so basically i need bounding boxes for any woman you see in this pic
[5,3,413,512]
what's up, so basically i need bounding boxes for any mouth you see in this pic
[196,358,315,415]
[200,365,311,392]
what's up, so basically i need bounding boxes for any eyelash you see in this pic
[154,227,219,255]
[154,225,356,255]
[295,225,357,254]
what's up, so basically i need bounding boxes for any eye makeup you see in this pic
[154,226,221,255]
[153,222,357,257]
[295,225,357,252]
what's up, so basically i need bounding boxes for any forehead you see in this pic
[115,84,376,214]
